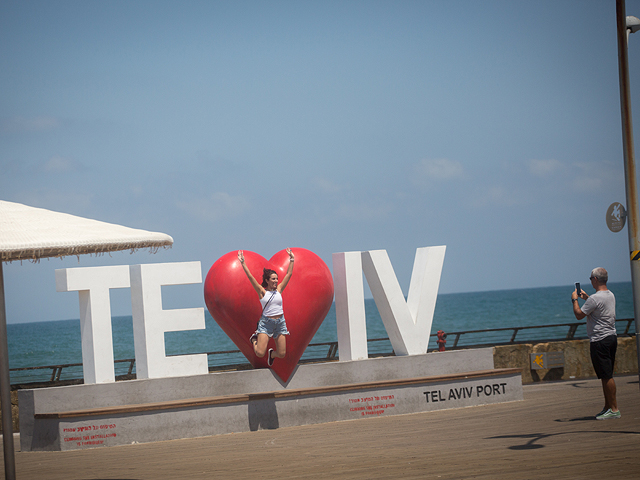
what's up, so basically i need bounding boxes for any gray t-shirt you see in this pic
[581,289,616,342]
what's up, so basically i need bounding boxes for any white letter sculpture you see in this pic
[55,265,131,384]
[333,246,446,360]
[332,251,368,360]
[130,261,208,379]
[57,261,208,384]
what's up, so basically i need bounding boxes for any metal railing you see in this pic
[444,318,636,348]
[9,318,635,387]
[9,357,138,385]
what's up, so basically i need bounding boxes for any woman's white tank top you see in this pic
[260,290,284,317]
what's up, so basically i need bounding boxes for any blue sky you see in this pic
[2,0,640,323]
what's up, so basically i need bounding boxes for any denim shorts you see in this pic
[256,315,290,338]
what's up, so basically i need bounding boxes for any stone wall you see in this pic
[493,336,638,384]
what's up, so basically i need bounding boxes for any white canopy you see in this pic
[0,200,174,479]
[0,200,173,262]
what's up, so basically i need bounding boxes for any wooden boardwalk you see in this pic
[3,375,639,479]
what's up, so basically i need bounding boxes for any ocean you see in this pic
[7,282,635,384]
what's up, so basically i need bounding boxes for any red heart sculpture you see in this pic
[204,248,334,382]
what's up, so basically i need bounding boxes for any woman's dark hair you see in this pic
[261,268,278,288]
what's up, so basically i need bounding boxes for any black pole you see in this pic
[0,263,16,479]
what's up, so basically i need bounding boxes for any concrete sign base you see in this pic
[19,349,523,451]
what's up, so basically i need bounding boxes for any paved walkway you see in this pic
[2,375,639,479]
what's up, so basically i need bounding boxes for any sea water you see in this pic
[7,282,634,384]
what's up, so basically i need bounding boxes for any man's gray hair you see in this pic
[591,267,608,284]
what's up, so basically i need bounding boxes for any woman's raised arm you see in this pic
[238,251,265,298]
[277,248,295,293]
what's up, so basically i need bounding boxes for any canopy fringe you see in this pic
[1,242,172,263]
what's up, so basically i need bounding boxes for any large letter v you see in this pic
[362,246,446,356]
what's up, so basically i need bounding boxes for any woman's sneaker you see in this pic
[249,332,258,345]
[267,348,274,366]
[596,408,621,420]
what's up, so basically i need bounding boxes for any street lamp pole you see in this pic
[615,0,640,390]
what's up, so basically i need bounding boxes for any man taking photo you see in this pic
[572,267,620,420]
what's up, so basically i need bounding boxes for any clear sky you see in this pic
[2,0,640,323]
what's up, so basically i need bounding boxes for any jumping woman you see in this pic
[237,248,294,366]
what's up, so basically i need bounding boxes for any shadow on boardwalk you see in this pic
[3,375,640,479]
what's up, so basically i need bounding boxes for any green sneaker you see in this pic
[595,408,608,418]
[596,409,621,420]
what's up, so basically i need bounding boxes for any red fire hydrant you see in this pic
[436,330,447,352]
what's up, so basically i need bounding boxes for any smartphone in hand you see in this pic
[575,282,581,296]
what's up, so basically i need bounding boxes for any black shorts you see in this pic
[590,335,617,380]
